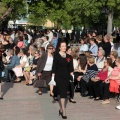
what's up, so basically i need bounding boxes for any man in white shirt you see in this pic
[46,30,53,42]
[24,30,32,44]
[41,36,49,51]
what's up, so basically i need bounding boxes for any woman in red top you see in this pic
[88,58,113,100]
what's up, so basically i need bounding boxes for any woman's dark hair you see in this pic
[81,39,87,44]
[39,47,45,52]
[24,34,28,40]
[21,48,26,55]
[79,54,87,70]
[66,46,71,52]
[90,38,96,43]
[47,44,54,49]
[18,36,23,41]
[106,58,112,66]
[15,46,20,55]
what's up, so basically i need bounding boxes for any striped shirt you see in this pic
[82,64,98,82]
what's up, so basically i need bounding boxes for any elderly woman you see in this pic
[88,58,113,100]
[95,49,106,71]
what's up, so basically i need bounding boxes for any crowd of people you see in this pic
[0,29,120,119]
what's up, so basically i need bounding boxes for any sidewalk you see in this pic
[0,82,120,120]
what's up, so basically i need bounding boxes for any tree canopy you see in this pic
[0,0,27,25]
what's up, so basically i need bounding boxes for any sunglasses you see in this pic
[47,48,53,50]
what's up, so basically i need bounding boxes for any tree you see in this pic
[0,0,27,25]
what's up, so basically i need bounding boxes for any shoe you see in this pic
[26,84,33,86]
[14,80,21,83]
[62,114,67,119]
[38,92,42,95]
[69,98,76,103]
[116,105,120,110]
[89,96,94,99]
[50,94,54,97]
[6,80,10,82]
[94,98,102,101]
[101,100,110,104]
[0,97,3,100]
[53,97,58,101]
[59,110,62,116]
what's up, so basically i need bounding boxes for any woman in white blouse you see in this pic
[34,44,54,95]
[80,39,88,52]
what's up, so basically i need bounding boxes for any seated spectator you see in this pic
[89,58,113,101]
[26,50,40,85]
[110,51,118,68]
[109,57,120,94]
[23,34,29,47]
[79,39,88,52]
[17,36,25,48]
[100,57,120,104]
[89,38,98,57]
[77,57,98,97]
[51,32,58,49]
[4,48,20,82]
[95,50,106,71]
[14,48,29,83]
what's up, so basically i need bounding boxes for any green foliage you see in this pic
[0,0,27,24]
[28,0,120,29]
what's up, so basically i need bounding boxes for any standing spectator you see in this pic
[75,30,80,43]
[46,29,53,42]
[96,35,103,48]
[102,35,111,57]
[41,36,49,51]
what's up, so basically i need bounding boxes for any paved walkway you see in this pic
[0,81,120,120]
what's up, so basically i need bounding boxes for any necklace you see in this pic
[59,52,66,58]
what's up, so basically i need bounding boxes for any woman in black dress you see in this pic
[52,41,74,119]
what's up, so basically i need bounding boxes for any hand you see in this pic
[77,76,82,81]
[38,73,42,77]
[15,66,20,68]
[105,79,109,83]
[95,77,100,80]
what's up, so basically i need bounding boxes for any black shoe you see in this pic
[59,110,62,116]
[62,114,67,119]
[50,94,54,97]
[26,84,33,86]
[53,97,58,101]
[6,80,10,82]
[0,97,3,100]
[94,98,102,101]
[69,98,76,103]
[89,96,94,99]
[14,80,21,83]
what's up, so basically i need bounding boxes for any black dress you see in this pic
[52,53,74,98]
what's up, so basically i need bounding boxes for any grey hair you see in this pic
[100,49,105,56]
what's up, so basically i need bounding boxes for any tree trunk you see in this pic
[107,12,113,35]
[0,7,12,23]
